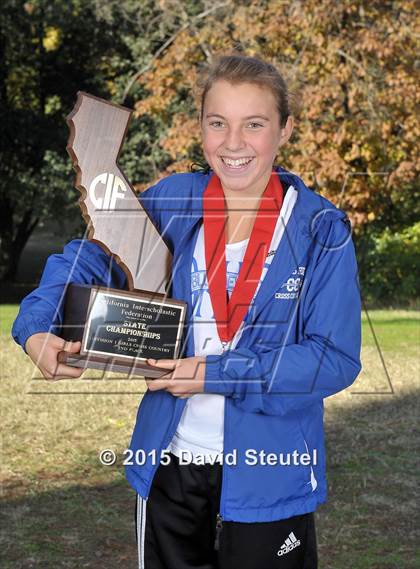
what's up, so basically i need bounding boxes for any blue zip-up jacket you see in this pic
[12,167,362,523]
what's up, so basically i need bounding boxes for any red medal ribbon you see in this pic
[203,170,284,344]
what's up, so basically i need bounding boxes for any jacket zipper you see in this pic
[214,375,230,550]
[214,513,223,550]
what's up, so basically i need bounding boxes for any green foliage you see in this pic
[0,0,110,278]
[359,223,420,307]
[0,0,185,280]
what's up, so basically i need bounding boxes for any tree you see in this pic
[127,0,419,234]
[0,0,189,280]
[0,0,106,279]
[2,0,417,288]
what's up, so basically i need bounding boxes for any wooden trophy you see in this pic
[57,92,186,378]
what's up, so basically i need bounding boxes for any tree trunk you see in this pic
[0,205,39,282]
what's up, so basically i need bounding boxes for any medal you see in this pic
[203,170,284,344]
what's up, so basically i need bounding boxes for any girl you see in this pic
[13,54,362,569]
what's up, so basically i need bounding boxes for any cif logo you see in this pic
[89,172,127,210]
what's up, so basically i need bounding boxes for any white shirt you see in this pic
[168,185,298,463]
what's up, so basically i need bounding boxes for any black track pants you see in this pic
[135,453,318,569]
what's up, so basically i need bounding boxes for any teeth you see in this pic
[221,157,253,168]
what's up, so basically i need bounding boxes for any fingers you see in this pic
[43,363,84,381]
[147,358,177,370]
[41,354,84,380]
[145,373,184,395]
[44,342,82,380]
[145,377,194,399]
[64,340,82,353]
[26,332,84,381]
[145,377,172,391]
[45,333,66,350]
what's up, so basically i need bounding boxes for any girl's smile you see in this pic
[219,155,255,172]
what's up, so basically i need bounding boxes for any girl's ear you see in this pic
[279,116,294,147]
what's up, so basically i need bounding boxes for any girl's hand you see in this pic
[145,356,206,398]
[25,332,83,380]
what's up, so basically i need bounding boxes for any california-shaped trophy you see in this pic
[57,92,186,378]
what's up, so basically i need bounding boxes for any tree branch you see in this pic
[336,48,367,76]
[121,1,230,103]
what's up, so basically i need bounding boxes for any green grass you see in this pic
[1,307,419,568]
[0,304,19,335]
[362,309,419,353]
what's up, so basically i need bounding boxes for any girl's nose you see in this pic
[224,127,245,151]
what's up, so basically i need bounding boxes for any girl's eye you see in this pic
[208,120,263,129]
[209,121,225,128]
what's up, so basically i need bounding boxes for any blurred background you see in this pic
[1,1,418,568]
